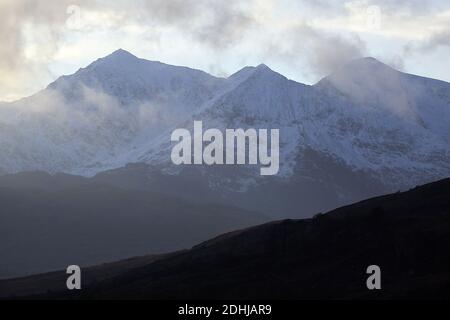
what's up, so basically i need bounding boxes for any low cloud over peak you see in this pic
[0,0,449,101]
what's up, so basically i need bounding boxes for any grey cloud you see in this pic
[278,24,367,79]
[133,0,256,49]
[305,32,366,77]
[365,0,442,14]
[1,0,447,101]
[83,0,256,49]
[398,29,450,63]
[0,0,88,100]
[420,31,450,51]
[0,0,257,100]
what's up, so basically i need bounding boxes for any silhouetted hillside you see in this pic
[0,172,267,279]
[3,178,450,299]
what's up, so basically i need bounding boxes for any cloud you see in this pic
[364,0,442,14]
[419,31,450,51]
[86,0,257,49]
[0,0,90,101]
[0,0,258,100]
[261,22,367,81]
[294,25,367,77]
[0,0,449,101]
[394,11,450,64]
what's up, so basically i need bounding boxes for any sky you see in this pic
[1,0,449,101]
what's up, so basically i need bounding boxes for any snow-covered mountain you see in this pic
[0,49,225,174]
[115,55,450,186]
[1,49,449,217]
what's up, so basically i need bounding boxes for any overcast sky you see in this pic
[1,0,449,101]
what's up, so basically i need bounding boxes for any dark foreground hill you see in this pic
[0,172,266,279]
[2,178,450,299]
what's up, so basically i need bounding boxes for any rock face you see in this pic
[0,50,449,217]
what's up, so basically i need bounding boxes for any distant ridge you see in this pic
[2,177,450,299]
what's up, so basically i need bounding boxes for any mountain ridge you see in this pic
[2,177,450,299]
[0,50,449,218]
[0,174,267,279]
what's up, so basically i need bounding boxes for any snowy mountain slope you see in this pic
[125,57,450,189]
[65,53,449,217]
[114,64,309,176]
[316,57,450,140]
[0,50,449,217]
[0,50,225,174]
[48,49,225,108]
[313,58,450,185]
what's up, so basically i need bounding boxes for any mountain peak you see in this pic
[254,64,280,76]
[82,49,140,69]
[108,48,137,59]
[315,56,399,88]
[250,64,286,82]
[353,56,382,63]
[344,56,393,71]
[255,63,270,70]
[75,49,142,75]
[99,49,139,63]
[229,63,282,84]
